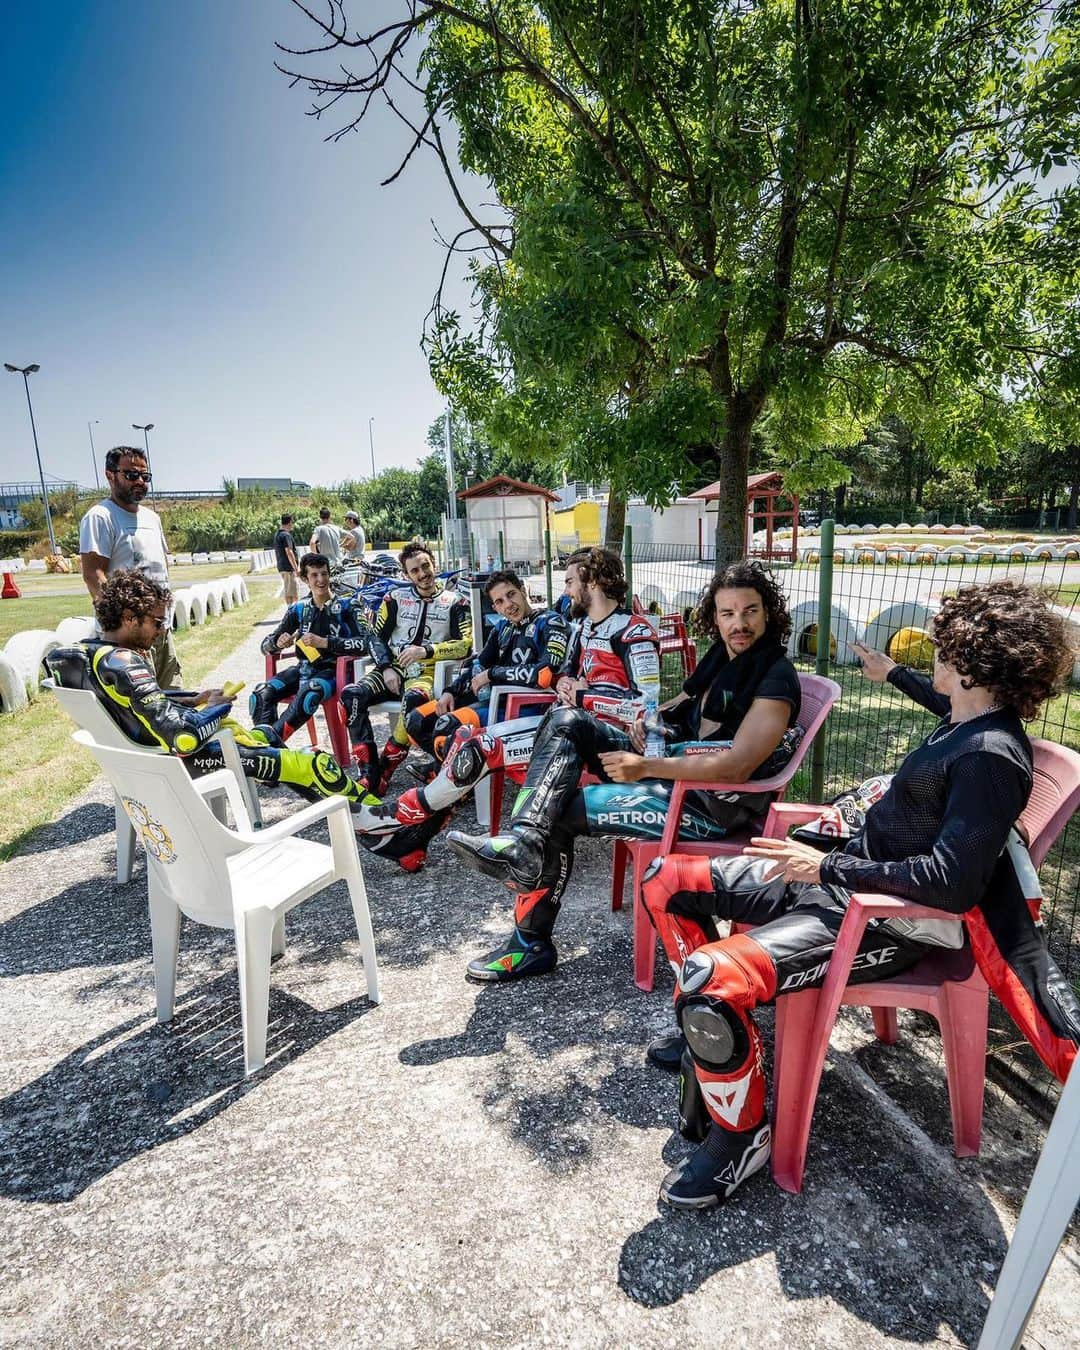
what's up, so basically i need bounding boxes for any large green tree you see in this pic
[281,1,1080,559]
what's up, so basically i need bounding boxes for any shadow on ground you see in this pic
[618,1063,1006,1345]
[0,975,374,1203]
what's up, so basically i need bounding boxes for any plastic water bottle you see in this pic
[643,691,665,759]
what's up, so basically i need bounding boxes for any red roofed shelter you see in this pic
[688,471,799,562]
[457,475,559,569]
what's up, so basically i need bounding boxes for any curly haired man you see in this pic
[642,579,1074,1211]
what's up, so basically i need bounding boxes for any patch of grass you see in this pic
[0,591,281,861]
[0,594,94,647]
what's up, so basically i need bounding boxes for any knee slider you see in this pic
[678,995,747,1073]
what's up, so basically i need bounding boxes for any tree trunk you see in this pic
[712,416,753,565]
[604,490,627,551]
[1068,476,1079,532]
[834,482,847,521]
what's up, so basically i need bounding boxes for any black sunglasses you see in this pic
[115,468,152,483]
[151,615,168,630]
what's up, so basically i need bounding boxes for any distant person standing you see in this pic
[275,513,300,604]
[309,506,343,565]
[342,510,366,558]
[79,445,181,687]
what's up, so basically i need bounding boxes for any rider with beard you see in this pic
[446,558,802,984]
[341,543,471,794]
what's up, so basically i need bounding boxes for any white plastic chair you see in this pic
[977,1059,1080,1349]
[74,731,381,1074]
[46,680,261,879]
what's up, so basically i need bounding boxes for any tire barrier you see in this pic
[4,629,62,698]
[172,591,193,630]
[787,600,860,666]
[0,652,28,713]
[861,601,937,657]
[54,616,99,644]
[187,590,207,626]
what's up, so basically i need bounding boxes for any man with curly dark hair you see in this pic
[641,579,1074,1211]
[446,556,803,985]
[47,570,451,872]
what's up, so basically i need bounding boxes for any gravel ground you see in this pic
[2,613,1078,1348]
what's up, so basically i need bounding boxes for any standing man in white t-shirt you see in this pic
[79,445,181,687]
[308,506,343,565]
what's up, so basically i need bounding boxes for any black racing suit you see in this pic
[485,637,803,950]
[404,606,570,758]
[341,580,472,790]
[641,666,1033,1151]
[250,595,383,742]
[47,641,451,872]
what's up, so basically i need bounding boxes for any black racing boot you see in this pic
[446,828,545,890]
[645,1029,687,1074]
[659,1121,772,1210]
[465,929,557,984]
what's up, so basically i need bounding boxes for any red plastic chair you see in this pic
[262,650,352,767]
[768,738,1080,1194]
[615,672,841,990]
[658,613,698,678]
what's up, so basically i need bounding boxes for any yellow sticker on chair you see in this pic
[122,797,178,865]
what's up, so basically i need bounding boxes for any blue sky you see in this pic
[0,1,474,491]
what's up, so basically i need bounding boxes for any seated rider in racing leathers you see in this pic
[250,552,381,745]
[447,558,803,985]
[404,570,570,769]
[341,542,472,794]
[48,570,449,872]
[639,580,1074,1211]
[357,547,652,875]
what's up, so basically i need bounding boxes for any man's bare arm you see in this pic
[600,698,793,784]
[81,550,110,600]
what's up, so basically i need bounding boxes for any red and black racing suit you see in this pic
[641,666,1033,1162]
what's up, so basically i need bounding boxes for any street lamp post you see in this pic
[132,422,156,503]
[368,417,376,479]
[4,362,58,555]
[87,419,101,492]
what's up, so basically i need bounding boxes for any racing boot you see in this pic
[446,826,545,890]
[465,927,557,984]
[645,1029,688,1073]
[659,1120,772,1210]
[376,738,409,794]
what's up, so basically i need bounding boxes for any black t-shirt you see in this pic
[274,529,296,573]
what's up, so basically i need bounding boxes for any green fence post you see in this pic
[469,533,477,569]
[810,518,835,804]
[544,527,553,606]
[498,529,505,568]
[623,523,633,601]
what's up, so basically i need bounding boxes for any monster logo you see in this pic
[122,796,178,864]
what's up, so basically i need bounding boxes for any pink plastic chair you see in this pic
[769,738,1080,1194]
[614,672,842,990]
